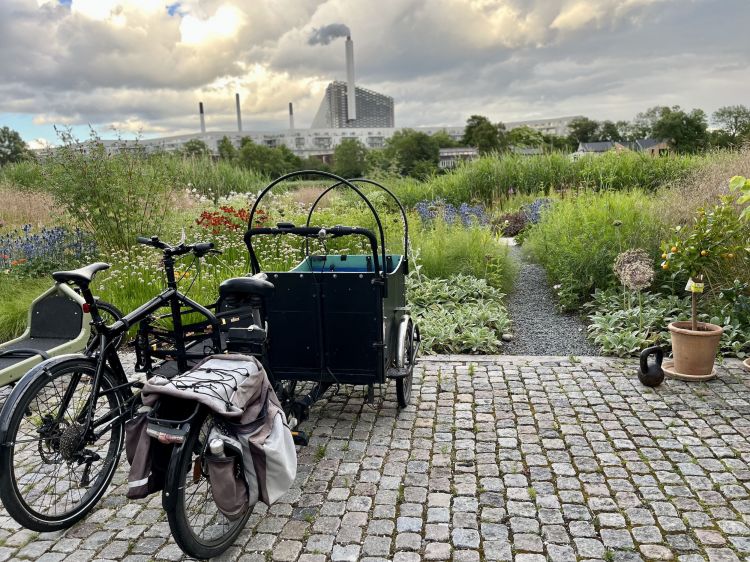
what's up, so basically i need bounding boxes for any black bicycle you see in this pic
[0,235,261,556]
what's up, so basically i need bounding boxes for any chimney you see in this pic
[289,102,295,130]
[345,35,356,121]
[199,101,206,133]
[235,93,242,132]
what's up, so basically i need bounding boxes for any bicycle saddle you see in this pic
[219,276,275,298]
[52,262,111,286]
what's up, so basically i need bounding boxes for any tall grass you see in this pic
[524,190,669,310]
[389,151,705,207]
[177,157,267,202]
[412,218,516,292]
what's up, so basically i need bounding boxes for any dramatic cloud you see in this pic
[1,0,748,143]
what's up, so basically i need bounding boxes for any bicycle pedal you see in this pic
[291,430,308,447]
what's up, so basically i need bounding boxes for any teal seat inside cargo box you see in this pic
[291,254,402,274]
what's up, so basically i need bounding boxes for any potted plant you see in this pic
[661,195,746,380]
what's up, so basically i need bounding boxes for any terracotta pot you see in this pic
[668,321,723,378]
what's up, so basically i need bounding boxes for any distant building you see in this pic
[439,147,479,169]
[311,82,395,129]
[505,116,582,137]
[573,139,671,158]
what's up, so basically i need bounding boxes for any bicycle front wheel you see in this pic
[165,408,251,559]
[0,359,125,531]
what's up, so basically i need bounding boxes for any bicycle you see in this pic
[0,235,261,556]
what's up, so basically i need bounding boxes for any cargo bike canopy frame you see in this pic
[243,171,418,409]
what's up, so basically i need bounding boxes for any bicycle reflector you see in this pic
[146,424,186,444]
[82,303,91,313]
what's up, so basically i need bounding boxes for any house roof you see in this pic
[578,141,615,152]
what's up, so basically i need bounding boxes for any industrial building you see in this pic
[311,81,394,129]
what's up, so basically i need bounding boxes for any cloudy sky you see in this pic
[1,0,748,147]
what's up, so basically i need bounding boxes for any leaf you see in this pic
[729,175,747,192]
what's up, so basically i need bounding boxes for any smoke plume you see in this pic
[308,23,351,45]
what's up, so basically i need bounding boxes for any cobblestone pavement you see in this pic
[1,355,750,562]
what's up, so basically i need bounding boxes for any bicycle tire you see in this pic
[90,300,126,351]
[0,359,125,532]
[165,408,251,559]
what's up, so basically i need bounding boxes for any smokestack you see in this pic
[235,93,242,132]
[345,35,356,121]
[289,102,295,130]
[199,101,206,133]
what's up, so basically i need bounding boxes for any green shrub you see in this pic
[411,218,515,291]
[0,160,46,191]
[44,141,182,250]
[586,285,750,358]
[524,191,668,310]
[407,274,510,354]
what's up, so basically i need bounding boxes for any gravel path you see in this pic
[503,243,597,356]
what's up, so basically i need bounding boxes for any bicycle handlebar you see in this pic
[137,236,218,257]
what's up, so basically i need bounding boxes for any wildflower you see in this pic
[614,249,654,291]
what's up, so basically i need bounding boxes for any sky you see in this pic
[1,0,748,147]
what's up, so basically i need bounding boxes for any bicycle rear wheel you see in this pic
[164,408,251,559]
[0,359,125,531]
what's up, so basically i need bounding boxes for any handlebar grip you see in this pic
[136,236,152,245]
[193,242,214,253]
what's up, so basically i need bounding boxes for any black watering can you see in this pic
[639,346,664,387]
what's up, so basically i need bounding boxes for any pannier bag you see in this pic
[125,354,297,510]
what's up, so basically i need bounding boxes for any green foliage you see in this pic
[524,191,668,310]
[431,130,460,148]
[182,139,210,157]
[385,129,439,177]
[650,105,709,153]
[712,105,750,143]
[507,126,544,148]
[386,151,701,207]
[407,274,510,354]
[462,115,505,154]
[412,217,515,291]
[333,138,368,178]
[0,277,51,340]
[44,138,181,250]
[0,127,29,166]
[217,136,237,161]
[730,175,750,221]
[567,117,600,144]
[0,160,45,190]
[586,286,750,358]
[178,157,266,202]
[238,139,301,177]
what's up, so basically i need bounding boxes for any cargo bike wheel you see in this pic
[164,407,251,559]
[395,320,419,409]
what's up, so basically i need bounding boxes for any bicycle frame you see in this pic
[61,251,223,449]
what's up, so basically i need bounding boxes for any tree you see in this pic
[543,133,574,152]
[385,129,439,177]
[567,117,600,145]
[599,121,623,142]
[630,107,663,139]
[183,138,210,157]
[507,126,544,148]
[217,136,237,161]
[712,105,750,143]
[431,130,460,148]
[462,115,504,154]
[651,106,708,153]
[238,140,296,177]
[333,138,368,178]
[0,127,30,166]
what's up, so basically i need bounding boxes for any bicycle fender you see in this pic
[0,354,92,441]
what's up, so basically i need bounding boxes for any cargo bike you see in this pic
[0,171,418,559]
